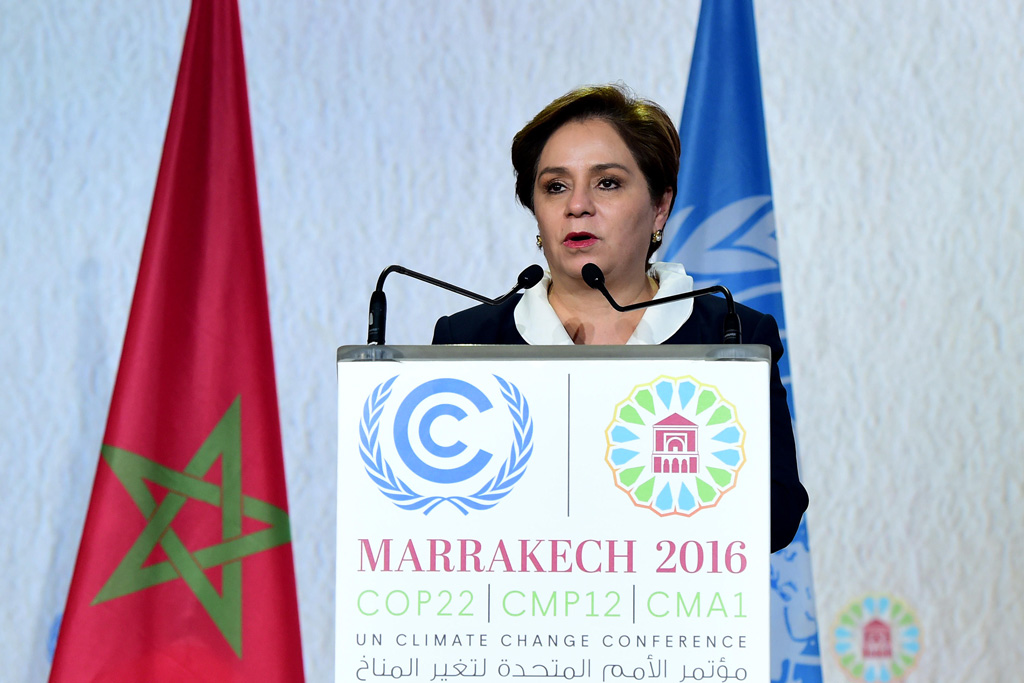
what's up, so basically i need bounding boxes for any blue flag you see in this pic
[664,2,823,681]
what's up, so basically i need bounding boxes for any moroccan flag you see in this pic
[49,1,304,680]
[663,2,823,681]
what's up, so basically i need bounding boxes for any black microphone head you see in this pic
[581,262,605,289]
[518,264,545,289]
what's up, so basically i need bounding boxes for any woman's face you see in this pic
[533,118,672,288]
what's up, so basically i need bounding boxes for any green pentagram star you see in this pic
[92,396,291,657]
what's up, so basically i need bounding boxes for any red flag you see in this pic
[50,1,304,680]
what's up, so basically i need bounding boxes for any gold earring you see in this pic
[651,230,663,244]
[536,235,543,248]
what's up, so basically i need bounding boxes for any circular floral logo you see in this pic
[833,594,922,682]
[604,375,745,516]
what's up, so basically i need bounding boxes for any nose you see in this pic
[566,184,594,217]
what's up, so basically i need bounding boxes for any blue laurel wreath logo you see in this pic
[359,375,533,514]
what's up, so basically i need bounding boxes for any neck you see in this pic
[548,268,656,345]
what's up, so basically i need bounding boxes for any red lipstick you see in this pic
[564,232,598,248]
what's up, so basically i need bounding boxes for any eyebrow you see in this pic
[536,162,633,178]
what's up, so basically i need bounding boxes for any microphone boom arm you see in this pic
[581,263,742,344]
[374,265,528,307]
[593,282,735,313]
[367,264,544,345]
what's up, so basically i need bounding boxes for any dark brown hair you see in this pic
[511,84,681,232]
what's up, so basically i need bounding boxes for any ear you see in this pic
[653,188,674,230]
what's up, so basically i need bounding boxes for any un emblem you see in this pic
[359,375,533,514]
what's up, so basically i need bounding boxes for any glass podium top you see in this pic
[337,344,770,363]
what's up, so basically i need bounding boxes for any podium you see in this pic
[337,344,771,681]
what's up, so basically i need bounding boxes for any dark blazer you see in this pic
[433,294,809,552]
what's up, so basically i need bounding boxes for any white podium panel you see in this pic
[337,345,770,682]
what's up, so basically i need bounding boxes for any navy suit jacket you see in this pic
[433,294,809,552]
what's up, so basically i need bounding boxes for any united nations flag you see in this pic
[665,2,823,680]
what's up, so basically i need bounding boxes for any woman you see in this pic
[432,84,807,551]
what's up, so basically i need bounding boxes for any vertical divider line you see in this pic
[566,374,571,517]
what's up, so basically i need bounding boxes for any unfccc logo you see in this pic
[359,375,533,514]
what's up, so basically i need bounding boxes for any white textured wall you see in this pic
[1,1,1021,681]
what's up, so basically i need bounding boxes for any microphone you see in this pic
[367,264,544,345]
[581,263,742,344]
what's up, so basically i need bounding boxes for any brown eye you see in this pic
[597,177,620,190]
[544,180,567,194]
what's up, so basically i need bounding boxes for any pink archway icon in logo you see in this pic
[652,413,698,474]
